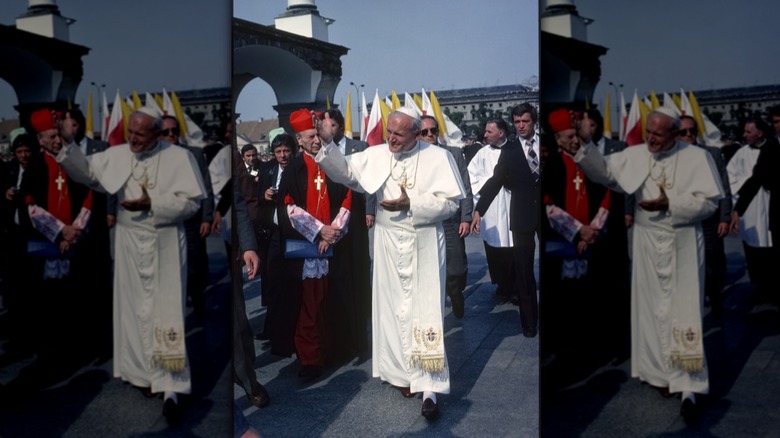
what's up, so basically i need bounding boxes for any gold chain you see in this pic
[648,146,679,190]
[131,149,161,189]
[389,147,420,189]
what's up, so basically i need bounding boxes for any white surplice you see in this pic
[575,140,723,394]
[316,140,464,394]
[727,144,772,247]
[58,141,205,394]
[467,144,513,247]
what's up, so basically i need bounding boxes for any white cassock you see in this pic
[575,140,723,394]
[316,140,465,394]
[57,141,206,394]
[467,144,513,247]
[726,144,772,247]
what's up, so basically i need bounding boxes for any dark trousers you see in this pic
[483,242,515,294]
[513,230,538,331]
[443,216,467,297]
[743,242,774,298]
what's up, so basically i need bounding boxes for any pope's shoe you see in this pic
[421,398,439,420]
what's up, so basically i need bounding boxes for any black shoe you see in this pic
[248,384,270,408]
[298,366,322,382]
[162,398,183,424]
[680,398,699,422]
[523,328,538,338]
[421,398,439,420]
[451,291,465,319]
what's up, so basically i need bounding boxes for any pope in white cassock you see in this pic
[315,108,465,420]
[55,108,206,422]
[565,108,723,420]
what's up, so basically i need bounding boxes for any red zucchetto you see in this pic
[548,108,574,133]
[290,109,315,133]
[30,108,57,133]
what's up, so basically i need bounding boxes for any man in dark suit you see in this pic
[0,131,39,351]
[254,131,295,342]
[160,115,215,324]
[420,115,473,318]
[470,118,540,337]
[580,109,632,352]
[232,155,271,408]
[62,109,114,359]
[678,115,732,318]
[323,109,373,355]
[730,123,780,304]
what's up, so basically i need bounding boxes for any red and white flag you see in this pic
[101,91,110,142]
[161,88,175,116]
[365,90,384,146]
[624,90,643,146]
[421,88,433,116]
[360,91,369,142]
[618,91,627,142]
[679,88,694,117]
[106,90,125,146]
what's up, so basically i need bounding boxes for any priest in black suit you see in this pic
[470,127,541,337]
[323,109,374,356]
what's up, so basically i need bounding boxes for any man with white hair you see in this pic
[560,108,723,421]
[56,107,206,423]
[315,107,465,420]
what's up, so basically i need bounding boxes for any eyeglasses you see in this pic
[679,128,697,136]
[161,127,180,136]
[420,127,439,137]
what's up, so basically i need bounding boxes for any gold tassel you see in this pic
[670,356,704,373]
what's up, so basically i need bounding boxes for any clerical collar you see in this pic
[134,141,161,159]
[749,138,766,149]
[651,141,679,159]
[489,139,508,150]
[392,141,420,159]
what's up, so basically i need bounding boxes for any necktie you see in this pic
[526,139,539,180]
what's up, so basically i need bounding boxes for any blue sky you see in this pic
[1,0,230,122]
[233,0,539,122]
[577,0,780,116]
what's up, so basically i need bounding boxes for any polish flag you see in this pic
[106,90,126,146]
[360,92,369,142]
[421,88,433,116]
[365,90,384,146]
[618,91,627,142]
[679,88,694,117]
[101,91,110,142]
[624,90,643,146]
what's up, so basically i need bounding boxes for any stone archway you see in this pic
[0,24,88,130]
[232,17,348,133]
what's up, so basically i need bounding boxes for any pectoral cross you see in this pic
[314,174,324,191]
[572,173,583,191]
[55,174,65,191]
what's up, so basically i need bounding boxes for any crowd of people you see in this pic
[540,102,780,423]
[233,103,540,424]
[0,107,233,424]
